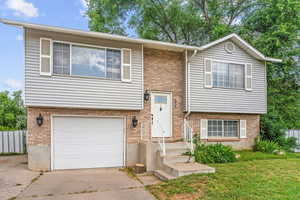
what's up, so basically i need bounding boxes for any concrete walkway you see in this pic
[0,155,156,200]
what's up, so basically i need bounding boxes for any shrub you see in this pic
[194,143,237,164]
[254,140,279,153]
[277,136,298,152]
[0,126,17,131]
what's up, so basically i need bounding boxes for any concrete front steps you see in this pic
[154,142,215,181]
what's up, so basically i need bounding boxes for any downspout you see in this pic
[184,49,198,120]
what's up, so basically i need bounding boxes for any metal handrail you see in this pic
[156,119,166,156]
[184,120,194,153]
[140,118,166,156]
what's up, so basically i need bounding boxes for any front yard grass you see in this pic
[147,151,300,200]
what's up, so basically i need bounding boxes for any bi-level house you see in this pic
[1,19,281,178]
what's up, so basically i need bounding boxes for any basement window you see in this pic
[207,120,239,138]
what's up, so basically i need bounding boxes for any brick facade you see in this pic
[27,107,141,145]
[141,48,185,140]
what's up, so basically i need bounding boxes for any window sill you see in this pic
[49,74,132,83]
[212,86,246,91]
[203,138,241,142]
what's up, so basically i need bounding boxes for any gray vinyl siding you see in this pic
[189,39,267,114]
[24,28,143,110]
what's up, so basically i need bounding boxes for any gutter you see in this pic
[0,18,282,63]
[265,57,282,63]
[0,18,197,52]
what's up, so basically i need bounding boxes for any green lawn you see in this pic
[147,151,300,200]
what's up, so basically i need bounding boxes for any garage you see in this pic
[52,116,124,170]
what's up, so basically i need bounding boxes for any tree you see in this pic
[86,0,300,141]
[0,90,26,130]
[86,0,258,45]
[239,0,300,142]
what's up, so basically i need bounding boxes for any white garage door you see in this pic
[52,116,124,170]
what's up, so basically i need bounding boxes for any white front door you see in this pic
[151,92,172,137]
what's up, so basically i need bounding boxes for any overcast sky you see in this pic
[0,0,89,93]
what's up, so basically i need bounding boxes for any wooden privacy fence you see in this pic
[0,130,27,154]
[286,130,300,153]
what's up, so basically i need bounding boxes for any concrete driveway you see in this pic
[0,155,40,200]
[0,155,157,200]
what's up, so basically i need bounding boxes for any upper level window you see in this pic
[71,45,106,78]
[53,43,121,80]
[212,61,244,89]
[53,43,70,75]
[47,40,131,81]
[106,49,121,80]
[204,59,252,90]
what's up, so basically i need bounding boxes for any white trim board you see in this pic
[1,18,281,62]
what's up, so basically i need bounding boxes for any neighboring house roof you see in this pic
[0,18,281,63]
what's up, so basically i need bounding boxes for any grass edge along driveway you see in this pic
[147,151,300,200]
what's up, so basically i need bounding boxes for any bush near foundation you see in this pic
[193,142,237,164]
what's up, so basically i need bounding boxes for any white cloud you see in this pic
[16,34,23,41]
[80,0,88,8]
[4,79,23,90]
[79,0,88,16]
[5,0,39,18]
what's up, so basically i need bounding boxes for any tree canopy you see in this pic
[85,0,300,140]
[0,90,26,131]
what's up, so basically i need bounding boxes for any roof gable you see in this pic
[198,33,281,63]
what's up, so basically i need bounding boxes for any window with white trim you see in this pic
[51,41,131,81]
[212,61,245,89]
[207,120,239,137]
[53,42,70,75]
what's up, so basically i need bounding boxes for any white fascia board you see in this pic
[199,33,265,59]
[0,18,196,52]
[265,57,282,63]
[231,34,266,60]
[0,18,281,62]
[198,33,282,63]
[198,33,237,50]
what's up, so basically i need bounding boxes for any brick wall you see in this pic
[188,113,260,149]
[141,48,185,140]
[27,107,140,145]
